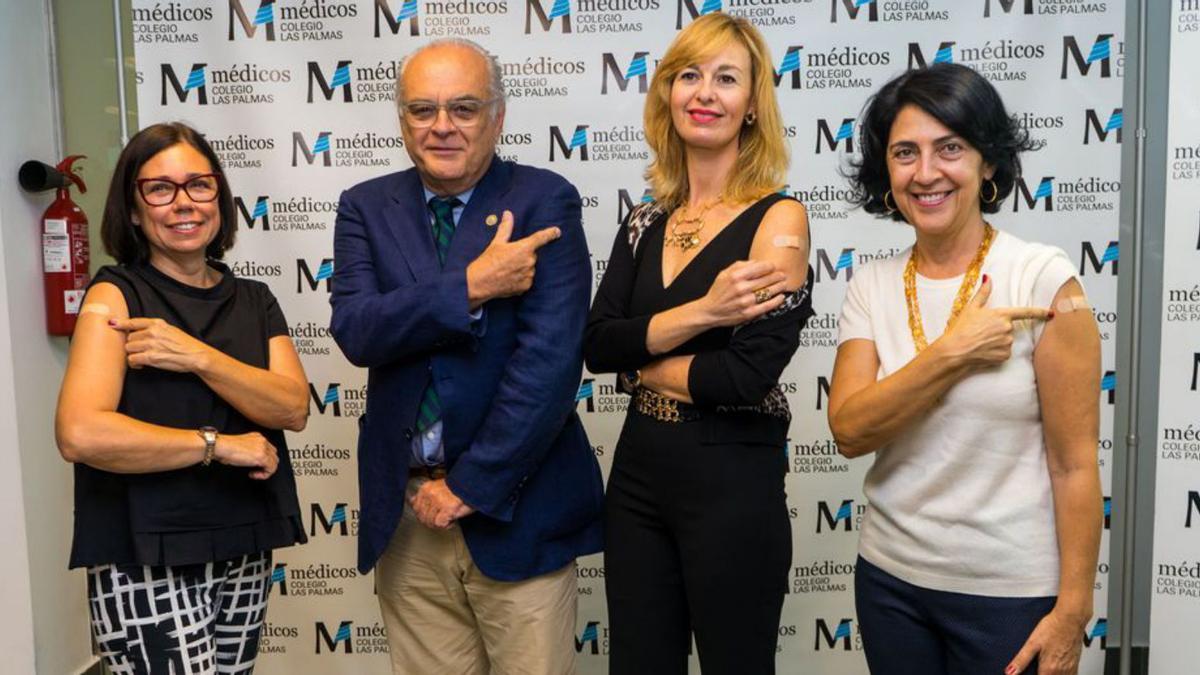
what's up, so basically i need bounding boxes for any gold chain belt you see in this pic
[632,388,701,423]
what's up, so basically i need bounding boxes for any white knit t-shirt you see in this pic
[837,229,1080,597]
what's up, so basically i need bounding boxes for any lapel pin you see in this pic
[485,213,499,227]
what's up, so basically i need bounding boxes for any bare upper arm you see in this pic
[57,283,130,422]
[749,198,810,291]
[1033,278,1101,472]
[828,338,880,423]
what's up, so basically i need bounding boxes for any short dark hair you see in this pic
[847,63,1039,222]
[101,122,236,264]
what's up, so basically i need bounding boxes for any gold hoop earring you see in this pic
[982,179,999,204]
[744,111,757,126]
[883,190,897,213]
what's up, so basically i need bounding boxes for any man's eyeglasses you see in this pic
[400,98,500,128]
[136,174,221,206]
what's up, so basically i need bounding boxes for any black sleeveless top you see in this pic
[68,262,306,568]
[584,193,814,441]
[631,196,784,353]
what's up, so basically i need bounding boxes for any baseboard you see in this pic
[76,656,103,675]
[1104,646,1150,675]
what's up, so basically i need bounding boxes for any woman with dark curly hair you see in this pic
[827,63,1102,675]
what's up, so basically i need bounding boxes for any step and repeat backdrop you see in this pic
[1151,4,1200,674]
[130,1,1127,672]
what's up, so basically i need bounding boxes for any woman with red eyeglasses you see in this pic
[55,122,309,673]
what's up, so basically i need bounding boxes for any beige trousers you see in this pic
[375,478,578,675]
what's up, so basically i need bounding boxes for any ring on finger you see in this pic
[754,288,773,304]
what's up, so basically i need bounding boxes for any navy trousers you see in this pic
[855,556,1056,675]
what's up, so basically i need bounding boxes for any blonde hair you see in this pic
[644,13,789,211]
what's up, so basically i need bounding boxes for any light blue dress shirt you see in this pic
[412,186,479,467]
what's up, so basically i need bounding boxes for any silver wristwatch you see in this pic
[198,426,218,466]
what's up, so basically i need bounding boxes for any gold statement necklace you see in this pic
[667,198,723,251]
[903,223,996,352]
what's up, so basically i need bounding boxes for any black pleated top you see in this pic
[68,262,306,568]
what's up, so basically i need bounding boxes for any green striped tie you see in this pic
[416,196,462,434]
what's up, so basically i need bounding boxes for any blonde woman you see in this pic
[583,13,812,674]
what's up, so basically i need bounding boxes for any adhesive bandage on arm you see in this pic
[1054,296,1090,314]
[79,303,111,318]
[772,235,803,249]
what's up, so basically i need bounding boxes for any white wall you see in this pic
[130,2,1124,672]
[0,1,95,673]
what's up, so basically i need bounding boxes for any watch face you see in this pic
[620,371,640,390]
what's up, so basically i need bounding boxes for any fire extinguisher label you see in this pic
[63,290,84,315]
[43,233,71,272]
[44,218,68,235]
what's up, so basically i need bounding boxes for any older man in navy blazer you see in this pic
[330,38,603,674]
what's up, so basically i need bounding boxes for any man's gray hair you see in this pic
[394,38,506,116]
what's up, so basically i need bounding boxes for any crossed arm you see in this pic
[55,282,308,479]
[330,196,561,368]
[827,278,1101,675]
[440,189,590,521]
[396,184,589,527]
[584,199,811,403]
[635,199,811,403]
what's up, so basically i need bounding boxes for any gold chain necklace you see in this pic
[903,223,996,353]
[667,198,723,251]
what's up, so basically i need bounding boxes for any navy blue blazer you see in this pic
[330,158,604,580]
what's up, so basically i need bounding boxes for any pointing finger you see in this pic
[108,317,153,332]
[998,306,1053,321]
[524,226,562,251]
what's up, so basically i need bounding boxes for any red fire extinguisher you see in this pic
[38,155,89,335]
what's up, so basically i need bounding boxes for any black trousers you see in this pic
[604,412,791,675]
